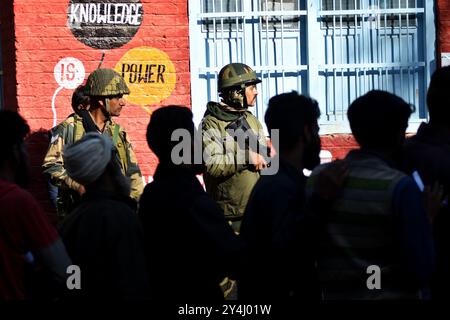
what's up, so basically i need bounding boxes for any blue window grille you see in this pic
[189,0,435,134]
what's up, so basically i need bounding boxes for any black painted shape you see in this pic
[67,0,144,50]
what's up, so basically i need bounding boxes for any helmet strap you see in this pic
[222,87,247,110]
[242,89,249,109]
[240,83,251,108]
[103,97,112,119]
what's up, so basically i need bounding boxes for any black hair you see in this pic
[347,90,414,149]
[71,85,90,114]
[146,105,195,163]
[426,66,450,126]
[264,91,321,152]
[0,110,30,163]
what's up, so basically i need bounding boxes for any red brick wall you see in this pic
[1,0,18,111]
[321,134,357,160]
[1,0,447,218]
[438,0,450,55]
[6,0,190,218]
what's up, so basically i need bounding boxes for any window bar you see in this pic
[330,0,337,121]
[281,0,286,93]
[340,0,344,120]
[243,0,247,63]
[361,1,366,95]
[354,0,358,99]
[258,0,264,108]
[322,0,329,118]
[327,32,330,119]
[332,0,337,120]
[345,0,351,109]
[265,0,271,102]
[369,0,373,91]
[384,0,388,90]
[398,0,404,98]
[235,0,240,62]
[406,0,411,105]
[254,0,263,120]
[212,0,219,94]
[377,0,382,90]
[412,0,417,109]
[220,0,225,66]
[297,0,301,95]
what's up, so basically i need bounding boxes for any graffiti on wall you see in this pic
[52,57,86,127]
[53,3,178,129]
[67,0,144,49]
[115,46,176,113]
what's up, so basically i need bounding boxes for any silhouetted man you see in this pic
[0,110,71,300]
[403,66,450,299]
[308,90,434,299]
[139,106,244,301]
[239,91,347,300]
[59,132,149,300]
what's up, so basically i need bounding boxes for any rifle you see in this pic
[225,115,271,166]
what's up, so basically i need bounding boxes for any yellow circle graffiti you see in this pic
[115,46,176,107]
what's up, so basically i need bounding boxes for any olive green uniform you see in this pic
[43,113,143,219]
[202,102,266,221]
[202,63,265,299]
[201,63,266,231]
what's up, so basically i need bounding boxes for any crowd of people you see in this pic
[0,63,449,301]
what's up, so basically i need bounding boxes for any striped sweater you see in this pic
[307,150,428,299]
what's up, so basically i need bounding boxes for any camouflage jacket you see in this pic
[201,102,267,222]
[42,113,144,215]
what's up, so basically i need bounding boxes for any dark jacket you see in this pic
[403,122,450,299]
[239,159,318,300]
[59,191,149,300]
[138,164,245,301]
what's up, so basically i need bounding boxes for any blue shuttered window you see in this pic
[189,0,435,133]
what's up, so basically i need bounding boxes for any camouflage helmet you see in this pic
[218,63,261,92]
[84,68,130,97]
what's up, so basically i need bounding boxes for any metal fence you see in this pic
[189,0,435,133]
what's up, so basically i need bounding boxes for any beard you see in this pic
[303,137,321,171]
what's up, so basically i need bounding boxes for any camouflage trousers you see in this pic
[220,277,238,300]
[220,219,241,300]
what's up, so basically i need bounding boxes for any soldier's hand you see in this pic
[313,160,349,202]
[78,185,86,195]
[249,150,267,171]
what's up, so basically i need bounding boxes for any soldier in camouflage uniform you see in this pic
[42,68,144,220]
[201,63,268,299]
[46,85,90,210]
[201,63,268,234]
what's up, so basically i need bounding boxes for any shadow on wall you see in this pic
[25,129,57,225]
[0,0,18,111]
